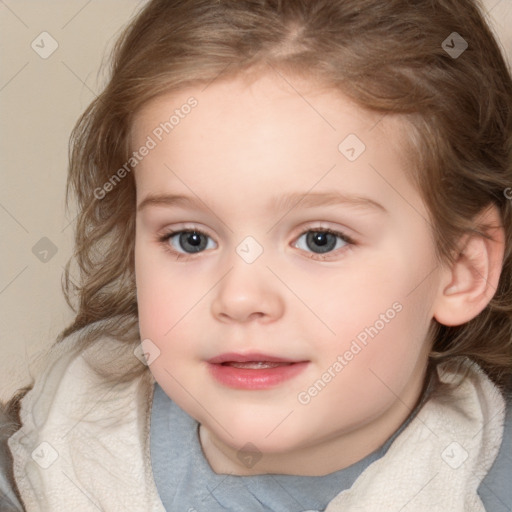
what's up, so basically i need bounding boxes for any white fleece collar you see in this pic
[324,357,505,511]
[8,326,505,512]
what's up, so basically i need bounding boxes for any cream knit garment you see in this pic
[8,326,505,512]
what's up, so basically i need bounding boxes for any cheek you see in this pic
[307,257,406,340]
[134,237,213,378]
[135,237,189,342]
[135,249,205,400]
[313,245,435,374]
[298,303,431,431]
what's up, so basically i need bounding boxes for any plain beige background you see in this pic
[0,0,144,401]
[1,0,511,402]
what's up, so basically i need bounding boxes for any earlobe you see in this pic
[433,205,505,327]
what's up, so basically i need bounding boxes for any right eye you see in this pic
[160,229,217,256]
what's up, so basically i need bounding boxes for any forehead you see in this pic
[132,71,410,146]
[130,72,418,211]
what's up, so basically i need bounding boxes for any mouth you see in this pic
[220,361,293,369]
[206,352,309,390]
[208,352,299,364]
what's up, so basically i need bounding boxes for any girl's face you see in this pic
[133,72,446,476]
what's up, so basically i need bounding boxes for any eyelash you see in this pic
[157,225,355,261]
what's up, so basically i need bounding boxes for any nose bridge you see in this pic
[211,237,284,323]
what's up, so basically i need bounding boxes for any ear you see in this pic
[433,204,505,327]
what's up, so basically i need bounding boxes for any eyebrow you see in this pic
[137,191,386,214]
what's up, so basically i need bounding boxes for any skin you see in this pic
[132,70,503,476]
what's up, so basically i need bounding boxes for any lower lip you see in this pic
[207,362,308,390]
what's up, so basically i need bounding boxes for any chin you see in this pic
[207,412,309,453]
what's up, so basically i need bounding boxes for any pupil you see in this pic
[188,233,201,245]
[315,233,327,245]
[179,231,206,253]
[307,231,336,254]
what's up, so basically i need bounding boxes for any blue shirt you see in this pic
[150,382,512,512]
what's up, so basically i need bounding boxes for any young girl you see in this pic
[2,0,512,510]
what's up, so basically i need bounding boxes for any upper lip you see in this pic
[207,352,304,364]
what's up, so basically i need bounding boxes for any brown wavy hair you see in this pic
[6,0,512,424]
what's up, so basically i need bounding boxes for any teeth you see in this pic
[225,361,289,369]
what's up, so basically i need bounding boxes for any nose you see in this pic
[210,258,285,324]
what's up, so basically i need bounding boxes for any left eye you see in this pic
[294,230,350,255]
